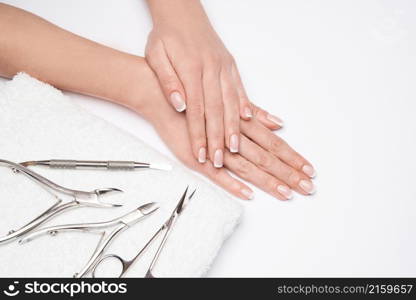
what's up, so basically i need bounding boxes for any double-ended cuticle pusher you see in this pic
[20,159,172,171]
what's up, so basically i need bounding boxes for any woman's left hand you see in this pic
[133,62,316,201]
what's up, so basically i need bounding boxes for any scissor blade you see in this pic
[138,202,159,215]
[165,187,195,229]
[95,188,123,196]
[174,186,189,215]
[177,187,197,214]
[185,189,197,205]
[144,187,195,277]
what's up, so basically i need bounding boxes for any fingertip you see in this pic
[226,184,253,200]
[241,106,253,120]
[255,114,281,130]
[302,164,316,178]
[170,91,187,112]
[198,147,207,164]
[299,179,316,195]
[250,107,282,130]
[261,120,280,130]
[234,179,254,200]
[192,139,207,164]
[213,148,224,168]
[240,188,254,200]
[266,113,284,128]
[229,133,239,153]
[277,185,293,200]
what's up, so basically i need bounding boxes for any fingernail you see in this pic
[299,180,315,194]
[277,185,293,200]
[170,91,186,112]
[244,107,253,118]
[198,147,206,163]
[230,134,239,153]
[302,165,316,178]
[241,189,254,200]
[214,149,223,168]
[267,113,284,127]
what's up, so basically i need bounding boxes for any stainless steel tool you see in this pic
[19,202,159,278]
[0,159,123,244]
[90,187,196,278]
[20,159,172,171]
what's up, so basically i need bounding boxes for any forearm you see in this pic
[0,3,154,116]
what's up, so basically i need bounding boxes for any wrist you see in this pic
[146,0,209,27]
[116,56,165,124]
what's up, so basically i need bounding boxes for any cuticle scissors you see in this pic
[92,186,196,278]
[19,202,160,278]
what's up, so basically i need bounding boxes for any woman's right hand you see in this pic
[145,0,285,168]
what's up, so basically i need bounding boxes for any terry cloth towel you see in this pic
[0,73,243,277]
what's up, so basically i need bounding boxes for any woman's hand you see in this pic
[155,113,315,200]
[134,64,316,200]
[0,3,315,200]
[145,0,284,168]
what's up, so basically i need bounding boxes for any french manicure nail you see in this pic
[214,149,223,168]
[302,165,316,178]
[170,91,186,112]
[244,107,253,118]
[277,185,293,200]
[198,147,206,163]
[241,189,254,200]
[230,134,239,153]
[267,113,284,127]
[299,180,315,194]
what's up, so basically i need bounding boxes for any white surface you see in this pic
[1,0,416,276]
[0,73,242,277]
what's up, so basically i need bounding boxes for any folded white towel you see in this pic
[0,73,243,277]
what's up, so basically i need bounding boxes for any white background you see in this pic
[1,0,415,276]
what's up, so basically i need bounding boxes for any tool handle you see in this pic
[49,160,141,170]
[49,159,78,169]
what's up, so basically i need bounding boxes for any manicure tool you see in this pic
[91,186,196,278]
[0,159,123,244]
[20,159,172,171]
[19,202,160,278]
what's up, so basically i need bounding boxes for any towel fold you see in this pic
[0,73,243,277]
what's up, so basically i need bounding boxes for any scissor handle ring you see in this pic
[91,254,127,278]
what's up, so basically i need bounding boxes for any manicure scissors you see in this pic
[0,159,123,244]
[19,202,159,278]
[91,186,196,278]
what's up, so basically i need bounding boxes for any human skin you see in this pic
[0,3,316,200]
[145,0,284,167]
